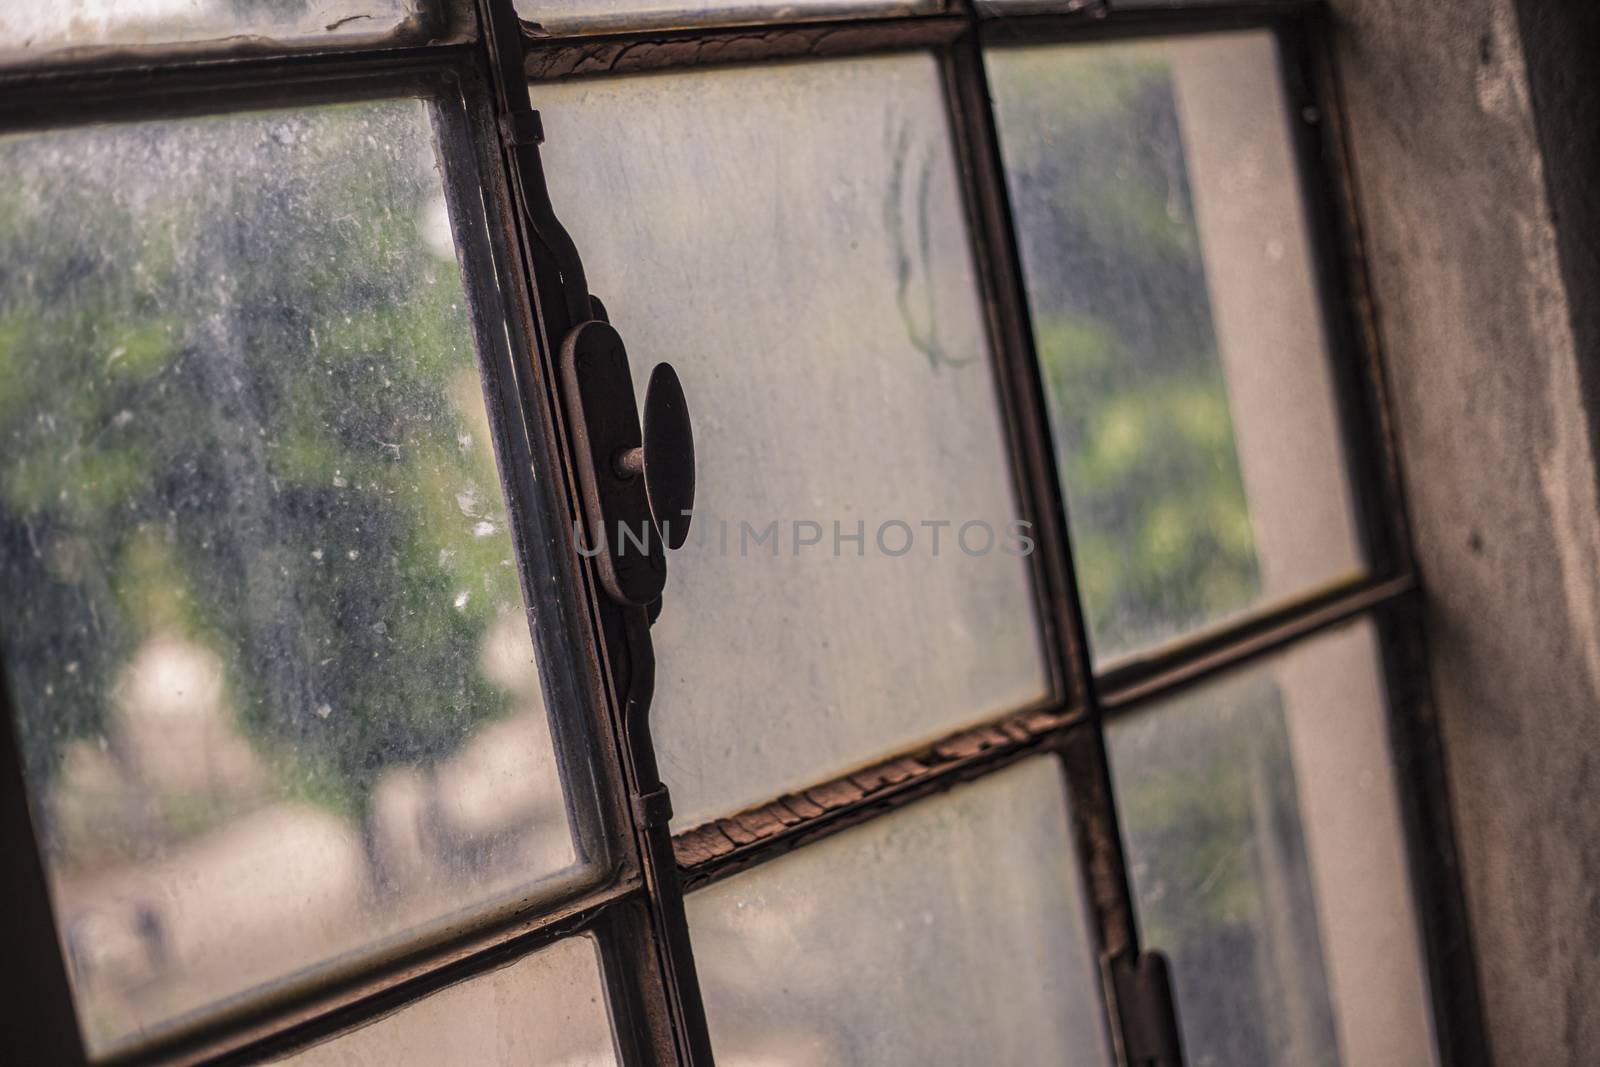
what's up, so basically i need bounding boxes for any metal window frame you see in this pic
[0,1,1487,1066]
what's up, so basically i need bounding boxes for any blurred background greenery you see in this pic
[0,38,1347,1067]
[993,43,1342,1067]
[0,100,517,834]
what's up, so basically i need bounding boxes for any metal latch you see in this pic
[559,314,696,607]
[1110,950,1186,1067]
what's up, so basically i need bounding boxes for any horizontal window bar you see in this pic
[514,0,1317,54]
[0,1,472,81]
[1098,571,1417,711]
[674,569,1415,888]
[524,15,968,80]
[674,703,1087,888]
[983,0,1319,42]
[117,881,640,1067]
[0,41,475,133]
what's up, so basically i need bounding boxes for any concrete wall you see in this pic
[1329,1,1600,1062]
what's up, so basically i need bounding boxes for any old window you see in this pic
[0,1,1471,1065]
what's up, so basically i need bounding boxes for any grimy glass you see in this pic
[0,2,1483,1066]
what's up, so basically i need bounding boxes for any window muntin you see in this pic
[0,0,428,67]
[0,6,1462,1066]
[536,55,1049,830]
[987,31,1366,666]
[1109,619,1436,1067]
[0,96,603,1055]
[685,756,1110,1066]
[272,935,618,1066]
[515,0,939,38]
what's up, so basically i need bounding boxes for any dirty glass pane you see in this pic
[987,32,1365,665]
[0,0,422,65]
[686,756,1110,1066]
[0,100,593,1055]
[537,57,1048,829]
[977,0,1285,14]
[517,0,938,37]
[275,936,617,1066]
[1108,620,1436,1067]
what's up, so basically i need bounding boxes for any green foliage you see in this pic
[997,44,1261,656]
[0,101,517,824]
[996,45,1340,1064]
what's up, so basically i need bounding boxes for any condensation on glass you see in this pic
[517,0,939,37]
[1108,620,1437,1067]
[535,56,1048,829]
[0,100,593,1054]
[685,756,1111,1065]
[986,32,1365,665]
[0,0,424,66]
[273,936,618,1066]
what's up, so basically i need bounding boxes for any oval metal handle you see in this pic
[615,364,695,551]
[560,317,696,607]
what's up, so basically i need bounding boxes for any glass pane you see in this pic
[987,33,1365,664]
[1,0,422,65]
[518,0,939,37]
[275,936,617,1066]
[686,756,1110,1065]
[0,101,593,1054]
[1108,620,1436,1067]
[978,0,1288,14]
[537,57,1048,829]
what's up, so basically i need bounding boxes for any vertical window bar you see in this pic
[472,1,715,1063]
[1288,16,1492,1067]
[942,27,1163,1066]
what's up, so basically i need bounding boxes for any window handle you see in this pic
[615,362,696,552]
[560,314,696,607]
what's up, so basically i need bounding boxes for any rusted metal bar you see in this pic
[675,704,1086,887]
[524,16,966,81]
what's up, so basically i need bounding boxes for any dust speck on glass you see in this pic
[0,99,592,1053]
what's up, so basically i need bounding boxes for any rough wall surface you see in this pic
[1330,0,1600,1062]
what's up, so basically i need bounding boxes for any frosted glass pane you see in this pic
[0,101,592,1054]
[1,0,420,64]
[276,937,617,1067]
[1109,621,1437,1067]
[687,757,1110,1065]
[978,0,1284,13]
[538,57,1048,829]
[518,0,938,37]
[987,33,1365,664]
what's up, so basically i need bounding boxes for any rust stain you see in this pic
[672,704,1082,873]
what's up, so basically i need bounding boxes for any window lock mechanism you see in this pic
[560,307,696,608]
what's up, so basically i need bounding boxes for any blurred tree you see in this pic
[0,101,519,846]
[994,45,1342,1067]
